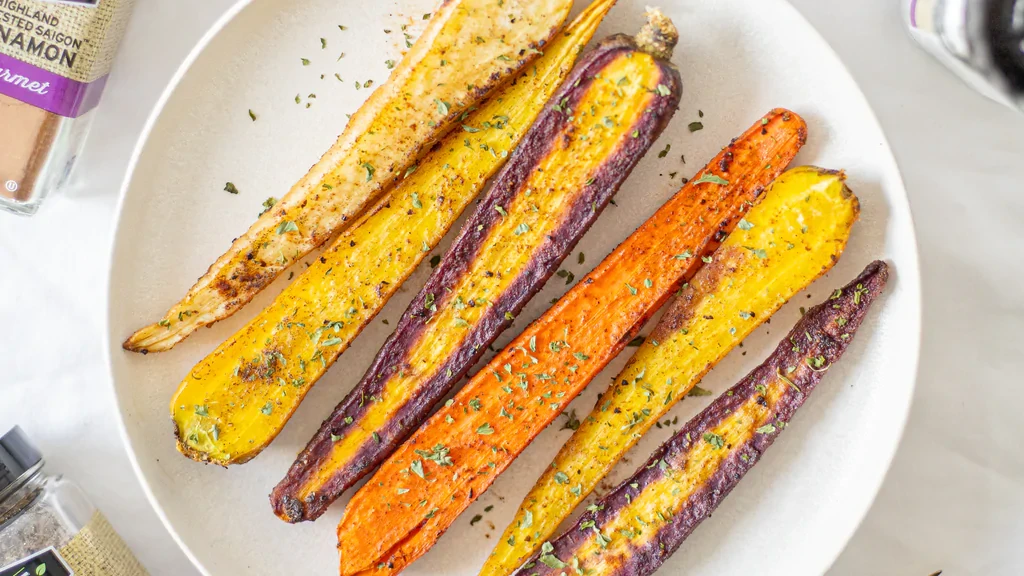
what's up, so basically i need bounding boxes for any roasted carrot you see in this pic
[169,0,616,466]
[124,0,573,353]
[484,166,860,574]
[512,261,889,576]
[272,5,679,523]
[334,105,808,576]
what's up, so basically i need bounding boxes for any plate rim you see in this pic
[102,1,923,574]
[104,1,256,574]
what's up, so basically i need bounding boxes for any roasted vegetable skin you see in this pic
[484,166,860,575]
[273,7,677,524]
[334,105,809,575]
[124,0,573,353]
[168,0,614,466]
[514,261,889,576]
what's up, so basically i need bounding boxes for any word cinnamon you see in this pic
[0,0,135,215]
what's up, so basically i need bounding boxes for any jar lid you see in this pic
[988,0,1024,93]
[0,426,44,502]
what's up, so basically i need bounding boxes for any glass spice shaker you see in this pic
[0,0,135,216]
[0,426,149,576]
[904,0,1024,112]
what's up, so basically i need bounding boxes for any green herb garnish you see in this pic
[694,173,729,186]
[703,432,725,449]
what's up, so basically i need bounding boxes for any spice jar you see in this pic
[0,0,135,216]
[904,0,1024,112]
[0,427,149,576]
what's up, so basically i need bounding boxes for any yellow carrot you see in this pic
[124,0,573,352]
[510,261,888,576]
[484,166,860,575]
[335,106,808,576]
[169,0,616,466]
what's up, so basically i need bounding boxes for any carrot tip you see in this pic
[635,7,679,60]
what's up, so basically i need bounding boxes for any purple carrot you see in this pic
[516,261,889,576]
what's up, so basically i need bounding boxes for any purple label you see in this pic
[0,52,107,118]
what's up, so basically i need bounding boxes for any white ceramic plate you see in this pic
[106,0,921,574]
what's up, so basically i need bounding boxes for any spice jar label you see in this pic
[0,548,74,576]
[0,0,134,118]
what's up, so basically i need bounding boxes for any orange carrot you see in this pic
[335,108,808,576]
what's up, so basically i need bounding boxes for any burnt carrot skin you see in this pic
[272,10,681,523]
[513,261,889,576]
[334,105,808,576]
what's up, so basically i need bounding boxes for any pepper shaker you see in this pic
[904,0,1024,112]
[0,427,148,576]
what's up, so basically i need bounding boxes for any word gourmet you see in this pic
[0,64,49,94]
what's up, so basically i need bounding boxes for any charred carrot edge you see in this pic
[123,0,574,353]
[484,166,861,575]
[272,10,679,523]
[168,0,616,466]
[513,261,888,576]
[334,105,808,576]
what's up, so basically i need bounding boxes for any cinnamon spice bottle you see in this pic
[0,0,135,216]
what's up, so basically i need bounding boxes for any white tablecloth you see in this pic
[2,0,1022,574]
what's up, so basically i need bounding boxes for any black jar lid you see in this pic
[0,426,44,502]
[987,0,1024,93]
